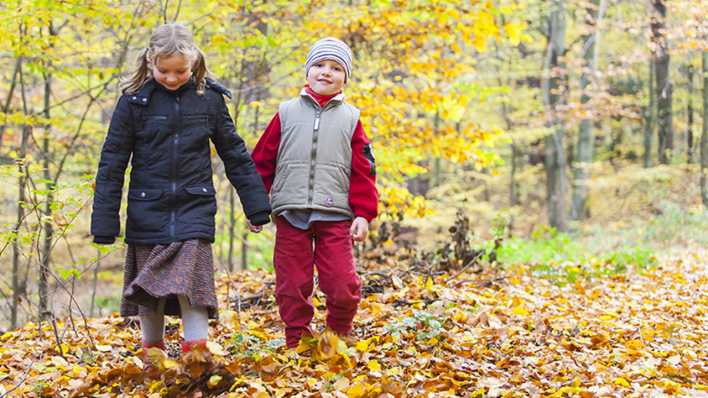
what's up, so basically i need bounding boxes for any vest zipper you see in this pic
[308,109,321,205]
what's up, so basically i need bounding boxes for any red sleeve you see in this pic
[349,120,378,221]
[252,113,281,193]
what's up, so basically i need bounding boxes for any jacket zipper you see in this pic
[169,94,181,238]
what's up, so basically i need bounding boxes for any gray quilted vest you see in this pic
[270,89,360,217]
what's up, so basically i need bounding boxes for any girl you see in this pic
[91,23,270,355]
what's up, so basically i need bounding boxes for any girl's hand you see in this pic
[247,221,263,233]
[350,217,369,242]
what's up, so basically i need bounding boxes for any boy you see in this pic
[252,37,378,349]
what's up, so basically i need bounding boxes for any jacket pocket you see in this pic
[126,188,166,233]
[138,115,167,140]
[184,185,217,219]
[183,114,210,138]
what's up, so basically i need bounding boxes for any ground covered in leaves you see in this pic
[0,248,706,397]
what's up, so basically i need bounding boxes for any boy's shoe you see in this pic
[324,327,356,346]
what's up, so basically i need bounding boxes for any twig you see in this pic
[0,359,34,398]
[444,252,484,284]
[47,311,65,358]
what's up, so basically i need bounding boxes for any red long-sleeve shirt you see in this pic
[252,88,378,222]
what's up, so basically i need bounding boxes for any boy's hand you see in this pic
[350,217,369,242]
[247,221,263,233]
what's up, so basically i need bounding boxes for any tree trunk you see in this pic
[572,0,606,220]
[543,0,568,231]
[652,0,672,164]
[686,64,694,163]
[89,248,101,317]
[241,104,261,270]
[11,60,29,329]
[701,52,707,207]
[0,58,21,149]
[644,61,655,168]
[38,23,57,321]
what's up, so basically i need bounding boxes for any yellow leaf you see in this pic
[504,21,525,45]
[386,367,402,377]
[453,309,469,323]
[614,377,630,388]
[625,339,644,351]
[367,360,381,372]
[425,276,434,292]
[162,359,179,370]
[95,344,112,352]
[333,377,350,391]
[355,339,369,352]
[207,341,228,356]
[249,329,269,340]
[207,375,222,389]
[512,305,529,316]
[347,382,369,398]
[51,355,69,368]
[314,295,327,308]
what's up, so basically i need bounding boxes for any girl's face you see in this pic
[307,59,346,96]
[152,54,192,91]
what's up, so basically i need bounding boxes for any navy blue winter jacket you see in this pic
[91,78,270,245]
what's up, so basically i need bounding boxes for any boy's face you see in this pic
[152,54,192,91]
[307,59,346,96]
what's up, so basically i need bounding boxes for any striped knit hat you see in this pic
[305,38,353,82]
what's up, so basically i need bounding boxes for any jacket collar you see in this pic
[127,78,196,106]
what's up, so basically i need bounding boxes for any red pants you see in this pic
[273,216,361,348]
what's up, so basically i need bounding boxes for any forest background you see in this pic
[0,0,706,332]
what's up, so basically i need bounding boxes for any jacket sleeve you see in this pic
[251,113,281,193]
[211,94,271,220]
[349,120,378,222]
[90,95,135,239]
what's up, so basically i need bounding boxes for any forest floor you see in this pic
[0,241,705,397]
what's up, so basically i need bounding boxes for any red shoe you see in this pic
[140,340,166,380]
[180,338,207,353]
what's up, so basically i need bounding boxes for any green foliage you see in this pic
[494,226,658,285]
[384,310,446,342]
[94,295,121,312]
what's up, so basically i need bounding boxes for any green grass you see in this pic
[490,226,658,285]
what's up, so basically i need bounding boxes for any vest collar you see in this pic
[300,87,345,110]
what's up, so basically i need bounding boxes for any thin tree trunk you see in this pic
[89,248,100,317]
[543,0,568,231]
[0,58,21,149]
[241,104,260,270]
[11,59,29,329]
[432,111,441,188]
[38,22,57,321]
[644,61,655,168]
[686,64,694,163]
[652,0,672,164]
[701,52,707,207]
[227,55,248,272]
[572,0,606,220]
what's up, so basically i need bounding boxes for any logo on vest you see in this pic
[325,196,334,207]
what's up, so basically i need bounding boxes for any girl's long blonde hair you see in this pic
[122,23,210,95]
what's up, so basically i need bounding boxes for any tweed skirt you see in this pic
[120,239,218,319]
